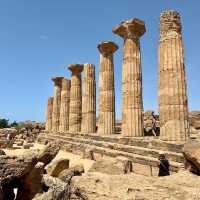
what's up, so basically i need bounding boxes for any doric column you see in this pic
[113,19,145,137]
[45,97,54,131]
[59,78,71,132]
[158,10,189,141]
[97,41,118,135]
[81,63,96,133]
[51,77,64,132]
[68,64,83,133]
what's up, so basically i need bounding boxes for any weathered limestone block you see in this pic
[46,158,70,177]
[52,77,64,132]
[0,155,38,185]
[81,63,96,133]
[45,97,54,131]
[183,139,200,174]
[158,10,189,141]
[97,41,118,135]
[34,174,87,200]
[88,156,132,175]
[68,64,83,133]
[37,141,60,166]
[59,78,71,132]
[16,162,44,200]
[113,18,145,137]
[58,164,84,183]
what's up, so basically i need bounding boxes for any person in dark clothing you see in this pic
[158,152,170,176]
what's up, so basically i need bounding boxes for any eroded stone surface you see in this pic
[68,64,83,133]
[72,171,200,200]
[59,78,71,132]
[81,63,96,133]
[158,10,189,141]
[88,156,132,175]
[45,97,54,131]
[97,41,118,135]
[113,19,145,137]
[46,158,70,177]
[51,77,64,132]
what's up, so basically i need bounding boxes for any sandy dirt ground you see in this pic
[3,143,94,172]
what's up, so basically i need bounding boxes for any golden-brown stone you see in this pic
[113,19,145,137]
[97,41,118,135]
[81,63,96,133]
[158,10,189,141]
[68,64,83,133]
[51,77,64,132]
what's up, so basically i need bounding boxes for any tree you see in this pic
[0,118,9,128]
[10,121,18,127]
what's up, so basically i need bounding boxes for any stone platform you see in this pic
[37,131,185,176]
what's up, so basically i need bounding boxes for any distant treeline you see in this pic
[0,118,19,129]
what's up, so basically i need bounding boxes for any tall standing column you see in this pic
[45,96,54,131]
[158,10,189,141]
[97,41,118,135]
[59,78,71,132]
[52,77,64,132]
[68,64,83,133]
[113,19,145,137]
[81,63,96,133]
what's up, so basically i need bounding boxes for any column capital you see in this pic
[97,41,118,55]
[160,10,182,40]
[51,76,64,85]
[112,18,146,39]
[68,64,83,74]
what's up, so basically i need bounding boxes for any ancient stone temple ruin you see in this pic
[81,63,96,133]
[113,18,145,137]
[51,77,63,132]
[59,78,71,132]
[40,10,190,176]
[45,96,53,131]
[158,10,189,141]
[97,41,118,135]
[68,64,83,133]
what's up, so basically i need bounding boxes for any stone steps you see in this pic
[38,133,184,176]
[46,133,184,163]
[50,132,184,153]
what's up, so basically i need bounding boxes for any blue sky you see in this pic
[0,0,199,122]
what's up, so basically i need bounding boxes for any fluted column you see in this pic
[113,19,145,137]
[45,97,54,131]
[52,77,64,132]
[81,63,96,133]
[68,64,83,133]
[158,10,189,141]
[59,78,71,132]
[97,41,118,135]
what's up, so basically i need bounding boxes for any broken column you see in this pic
[68,64,83,133]
[158,10,189,141]
[97,41,118,135]
[59,78,71,132]
[81,63,96,133]
[45,97,54,131]
[113,19,145,137]
[52,77,64,132]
